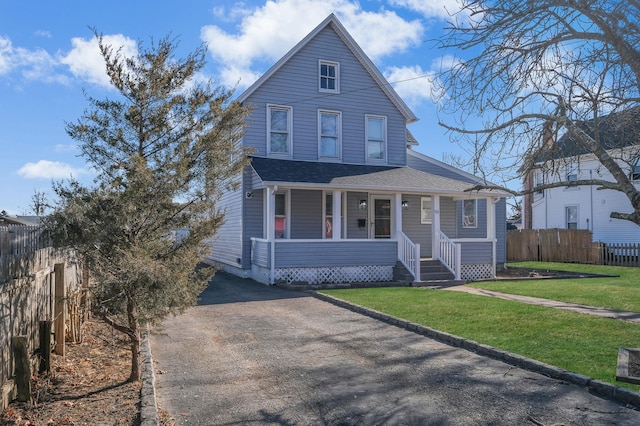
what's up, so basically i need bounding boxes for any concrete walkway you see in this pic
[438,284,640,323]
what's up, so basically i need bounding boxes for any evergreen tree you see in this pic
[46,33,250,381]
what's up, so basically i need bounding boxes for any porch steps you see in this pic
[393,259,458,283]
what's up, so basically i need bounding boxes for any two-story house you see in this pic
[206,14,508,285]
[525,108,640,244]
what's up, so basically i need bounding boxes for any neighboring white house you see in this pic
[527,108,640,244]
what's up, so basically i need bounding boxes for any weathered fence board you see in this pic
[507,229,600,264]
[508,229,640,266]
[0,246,86,410]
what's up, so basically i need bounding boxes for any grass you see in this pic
[319,280,640,390]
[473,262,640,312]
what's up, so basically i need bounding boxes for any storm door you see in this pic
[370,196,391,239]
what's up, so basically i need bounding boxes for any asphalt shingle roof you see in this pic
[249,156,483,195]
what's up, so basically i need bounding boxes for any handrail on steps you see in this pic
[398,232,420,282]
[436,230,461,280]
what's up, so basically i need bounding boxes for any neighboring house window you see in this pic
[566,163,578,184]
[534,171,544,195]
[566,205,578,229]
[421,196,432,224]
[275,192,288,238]
[319,110,341,159]
[463,199,477,228]
[319,60,339,93]
[267,105,292,156]
[631,161,640,181]
[366,115,386,161]
[324,193,333,239]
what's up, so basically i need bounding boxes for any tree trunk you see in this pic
[127,299,141,382]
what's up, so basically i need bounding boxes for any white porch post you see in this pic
[265,187,275,240]
[394,192,403,238]
[433,195,441,259]
[332,190,342,239]
[487,197,497,278]
[266,187,276,284]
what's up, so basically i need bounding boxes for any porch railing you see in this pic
[398,232,420,282]
[436,230,461,280]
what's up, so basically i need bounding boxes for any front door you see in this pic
[370,196,391,238]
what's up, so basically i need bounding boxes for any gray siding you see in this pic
[440,197,457,237]
[461,242,494,263]
[208,176,244,267]
[290,189,322,239]
[346,191,369,238]
[242,26,407,166]
[401,194,432,257]
[242,172,264,269]
[495,199,507,264]
[274,240,396,267]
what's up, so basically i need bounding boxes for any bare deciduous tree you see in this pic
[436,0,640,224]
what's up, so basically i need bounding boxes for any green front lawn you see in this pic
[473,262,640,312]
[319,285,640,390]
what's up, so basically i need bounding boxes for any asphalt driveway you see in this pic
[150,273,640,425]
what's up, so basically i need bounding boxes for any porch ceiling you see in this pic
[249,156,500,196]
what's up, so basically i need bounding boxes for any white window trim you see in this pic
[319,60,340,93]
[566,163,578,183]
[421,196,432,225]
[267,104,293,157]
[318,109,342,161]
[322,191,332,239]
[271,190,290,239]
[565,205,578,230]
[462,199,478,229]
[365,114,387,163]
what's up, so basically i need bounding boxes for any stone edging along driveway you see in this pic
[311,291,640,409]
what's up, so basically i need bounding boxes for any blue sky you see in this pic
[1,0,473,215]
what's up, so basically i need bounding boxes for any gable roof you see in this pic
[536,107,640,162]
[249,156,502,196]
[237,13,418,124]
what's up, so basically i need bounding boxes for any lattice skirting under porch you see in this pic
[460,263,494,280]
[274,265,393,285]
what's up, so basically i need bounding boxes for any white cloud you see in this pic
[0,35,64,82]
[59,34,137,88]
[390,0,468,21]
[201,0,423,89]
[17,160,91,179]
[384,65,438,107]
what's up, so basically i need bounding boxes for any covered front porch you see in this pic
[246,157,502,285]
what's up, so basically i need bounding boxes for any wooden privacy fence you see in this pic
[507,229,600,263]
[1,243,88,409]
[1,225,50,283]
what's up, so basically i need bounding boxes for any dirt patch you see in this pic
[495,266,616,280]
[1,320,141,426]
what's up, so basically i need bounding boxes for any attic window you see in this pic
[319,60,339,93]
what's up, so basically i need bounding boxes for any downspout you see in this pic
[590,170,594,233]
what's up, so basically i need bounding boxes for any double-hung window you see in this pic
[267,104,292,156]
[319,60,339,93]
[366,115,386,161]
[319,110,341,159]
[566,205,578,229]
